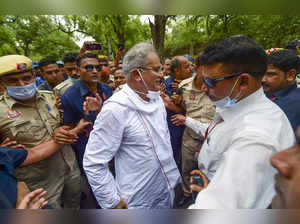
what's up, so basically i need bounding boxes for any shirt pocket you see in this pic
[10,119,47,142]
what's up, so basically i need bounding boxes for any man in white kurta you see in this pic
[83,43,181,209]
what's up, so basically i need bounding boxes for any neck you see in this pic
[193,74,203,90]
[83,81,98,95]
[128,82,150,102]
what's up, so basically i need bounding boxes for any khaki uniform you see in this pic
[0,90,80,209]
[297,77,300,88]
[53,79,75,98]
[179,76,215,196]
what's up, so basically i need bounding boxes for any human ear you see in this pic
[286,69,297,83]
[239,73,251,91]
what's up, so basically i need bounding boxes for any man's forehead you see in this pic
[202,63,229,77]
[64,62,77,67]
[43,63,59,70]
[81,58,99,66]
[146,52,161,65]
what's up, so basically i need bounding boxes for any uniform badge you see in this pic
[7,109,22,119]
[16,63,27,71]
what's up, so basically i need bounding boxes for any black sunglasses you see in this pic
[84,65,102,72]
[202,72,242,88]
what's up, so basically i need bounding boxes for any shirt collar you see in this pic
[271,82,297,98]
[78,80,102,97]
[216,87,265,122]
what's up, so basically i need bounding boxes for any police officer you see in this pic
[53,52,80,98]
[0,55,81,209]
[170,56,216,207]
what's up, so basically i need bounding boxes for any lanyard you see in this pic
[196,118,223,153]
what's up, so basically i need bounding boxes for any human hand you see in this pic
[171,114,186,126]
[171,94,182,105]
[1,137,25,149]
[71,119,92,135]
[16,188,48,209]
[83,93,103,113]
[53,126,78,144]
[189,170,210,193]
[113,198,128,209]
[160,83,166,93]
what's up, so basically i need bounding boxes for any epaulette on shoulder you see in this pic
[55,81,69,90]
[179,76,194,88]
[38,90,53,95]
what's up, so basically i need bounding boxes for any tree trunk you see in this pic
[149,15,169,56]
[205,15,210,37]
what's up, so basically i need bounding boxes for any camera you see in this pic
[86,42,102,51]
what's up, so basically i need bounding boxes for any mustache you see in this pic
[262,82,270,87]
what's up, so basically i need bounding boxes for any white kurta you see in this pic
[83,84,181,209]
[188,88,295,209]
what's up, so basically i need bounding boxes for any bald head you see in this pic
[170,55,192,80]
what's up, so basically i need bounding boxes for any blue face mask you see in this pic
[6,82,37,101]
[212,77,242,110]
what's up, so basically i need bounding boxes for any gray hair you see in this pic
[122,42,157,78]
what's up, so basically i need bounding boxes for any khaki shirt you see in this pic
[297,77,300,88]
[0,90,78,191]
[179,76,215,147]
[53,79,75,98]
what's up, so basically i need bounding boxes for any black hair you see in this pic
[267,49,300,74]
[62,52,80,64]
[198,35,267,78]
[170,57,181,75]
[76,53,99,67]
[39,58,57,72]
[284,39,300,50]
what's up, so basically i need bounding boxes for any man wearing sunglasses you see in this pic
[54,52,80,98]
[60,53,113,208]
[83,43,181,209]
[186,35,295,209]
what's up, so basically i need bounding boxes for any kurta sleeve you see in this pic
[83,102,125,209]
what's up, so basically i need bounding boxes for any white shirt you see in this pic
[188,88,295,209]
[83,84,181,209]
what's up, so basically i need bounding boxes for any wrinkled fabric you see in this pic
[188,88,295,209]
[83,84,181,209]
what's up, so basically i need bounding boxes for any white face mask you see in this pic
[212,77,242,110]
[136,69,160,101]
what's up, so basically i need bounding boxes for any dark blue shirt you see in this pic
[266,82,300,134]
[0,147,27,208]
[61,80,113,172]
[164,77,185,168]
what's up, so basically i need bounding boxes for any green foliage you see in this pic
[1,15,299,60]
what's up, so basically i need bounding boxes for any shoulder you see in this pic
[54,79,72,90]
[179,76,194,88]
[99,82,113,97]
[61,81,81,99]
[37,90,56,104]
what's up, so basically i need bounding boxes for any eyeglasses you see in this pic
[140,66,163,74]
[202,72,242,88]
[84,65,102,72]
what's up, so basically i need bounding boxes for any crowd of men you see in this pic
[0,37,300,209]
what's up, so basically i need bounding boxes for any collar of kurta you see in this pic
[215,87,265,122]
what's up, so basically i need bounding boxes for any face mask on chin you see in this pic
[212,77,242,110]
[6,82,37,101]
[136,69,161,101]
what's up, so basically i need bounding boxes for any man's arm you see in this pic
[83,103,127,209]
[20,140,63,167]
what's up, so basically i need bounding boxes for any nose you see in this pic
[262,75,267,83]
[17,79,28,86]
[201,83,208,92]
